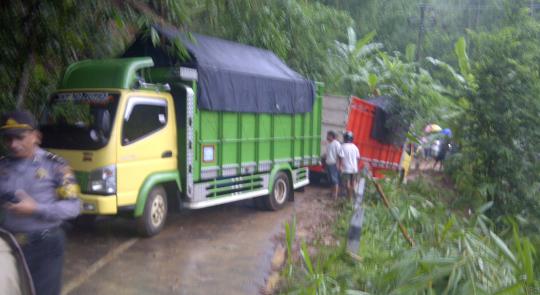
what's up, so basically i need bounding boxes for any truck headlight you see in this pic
[88,165,116,194]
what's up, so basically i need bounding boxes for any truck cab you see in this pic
[42,58,181,235]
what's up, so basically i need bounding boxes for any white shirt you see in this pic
[326,140,342,165]
[0,237,22,295]
[340,143,360,173]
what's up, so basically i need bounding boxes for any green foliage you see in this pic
[0,0,190,114]
[320,0,540,80]
[280,178,540,294]
[330,27,461,133]
[446,12,540,231]
[373,51,458,127]
[320,0,419,54]
[285,217,297,278]
[331,28,382,96]
[405,44,417,63]
[454,37,477,91]
[49,101,93,126]
[0,0,352,117]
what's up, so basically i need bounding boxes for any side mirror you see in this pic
[90,109,111,143]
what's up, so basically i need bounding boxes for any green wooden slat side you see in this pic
[195,83,323,181]
[258,115,272,164]
[241,114,256,163]
[222,113,238,165]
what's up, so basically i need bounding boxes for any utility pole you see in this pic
[474,0,480,29]
[467,0,472,29]
[467,0,479,29]
[415,4,426,63]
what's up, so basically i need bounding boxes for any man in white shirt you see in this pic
[325,131,342,199]
[339,131,360,199]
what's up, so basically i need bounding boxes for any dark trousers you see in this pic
[21,228,65,295]
[326,164,340,185]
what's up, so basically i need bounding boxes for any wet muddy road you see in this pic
[61,186,331,295]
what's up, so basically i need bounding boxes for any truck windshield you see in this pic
[40,92,120,150]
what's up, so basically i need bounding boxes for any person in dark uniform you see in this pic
[0,110,81,295]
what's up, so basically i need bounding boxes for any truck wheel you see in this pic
[263,172,291,211]
[137,186,168,237]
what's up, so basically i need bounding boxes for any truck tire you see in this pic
[263,172,291,211]
[137,186,168,237]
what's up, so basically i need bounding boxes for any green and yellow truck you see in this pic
[40,29,322,236]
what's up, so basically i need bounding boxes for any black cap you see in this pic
[0,110,37,136]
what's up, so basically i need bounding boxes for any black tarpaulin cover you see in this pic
[123,26,315,114]
[367,96,408,146]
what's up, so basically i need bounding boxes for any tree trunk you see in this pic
[15,51,35,109]
[14,1,40,109]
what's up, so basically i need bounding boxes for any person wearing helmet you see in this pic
[339,131,360,200]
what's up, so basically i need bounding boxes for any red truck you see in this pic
[310,95,410,182]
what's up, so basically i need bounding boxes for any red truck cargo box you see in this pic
[346,97,403,178]
[309,96,404,181]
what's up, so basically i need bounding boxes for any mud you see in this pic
[62,186,338,295]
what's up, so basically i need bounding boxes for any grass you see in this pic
[278,176,540,295]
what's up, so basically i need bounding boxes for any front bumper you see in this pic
[80,193,118,215]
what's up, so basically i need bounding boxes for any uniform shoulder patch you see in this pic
[45,152,67,165]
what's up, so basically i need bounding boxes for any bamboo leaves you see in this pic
[454,37,477,91]
[281,178,539,294]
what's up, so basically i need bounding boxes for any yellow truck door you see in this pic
[116,93,177,207]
